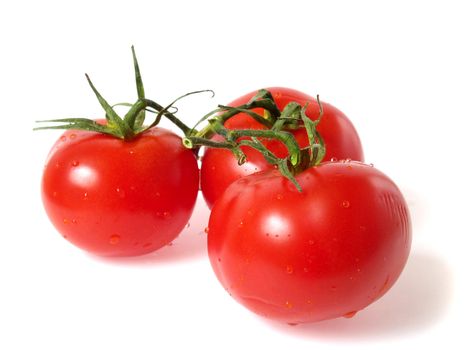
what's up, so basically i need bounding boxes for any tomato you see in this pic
[207,160,411,324]
[41,127,199,257]
[200,87,364,208]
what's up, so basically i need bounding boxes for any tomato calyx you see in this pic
[34,46,214,140]
[183,91,326,191]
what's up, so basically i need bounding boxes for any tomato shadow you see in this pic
[91,196,210,266]
[267,251,453,341]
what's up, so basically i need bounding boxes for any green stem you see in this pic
[144,99,192,135]
[182,136,236,150]
[221,127,301,166]
[191,93,282,140]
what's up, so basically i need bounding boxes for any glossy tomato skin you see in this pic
[201,87,364,208]
[208,161,411,324]
[41,127,199,257]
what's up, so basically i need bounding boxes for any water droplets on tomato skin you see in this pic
[342,200,350,208]
[71,160,79,167]
[286,265,294,274]
[109,235,121,245]
[343,310,358,318]
[204,227,210,234]
[116,188,126,198]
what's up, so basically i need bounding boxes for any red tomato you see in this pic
[207,160,411,324]
[41,127,199,257]
[200,87,364,208]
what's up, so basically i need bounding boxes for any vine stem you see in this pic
[189,91,282,140]
[184,123,301,166]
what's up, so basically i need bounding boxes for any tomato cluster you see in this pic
[37,50,411,325]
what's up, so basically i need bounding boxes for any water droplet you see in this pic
[342,200,350,208]
[62,235,68,239]
[274,234,279,238]
[276,194,283,200]
[129,150,135,155]
[163,211,171,219]
[211,166,216,170]
[238,221,244,228]
[307,300,312,305]
[143,242,152,248]
[265,233,270,237]
[109,235,120,245]
[344,158,352,163]
[52,191,58,197]
[217,257,222,263]
[330,157,338,162]
[71,219,77,224]
[155,192,161,197]
[286,265,294,274]
[308,239,315,245]
[83,192,88,200]
[285,301,293,309]
[69,133,76,139]
[343,311,358,318]
[204,227,210,234]
[71,160,79,167]
[60,135,67,142]
[369,163,374,167]
[116,188,126,198]
[63,218,69,224]
[185,222,191,228]
[288,323,298,326]
[357,268,362,273]
[303,267,309,273]
[331,286,337,291]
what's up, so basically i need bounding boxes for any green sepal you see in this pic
[34,118,119,137]
[277,159,302,192]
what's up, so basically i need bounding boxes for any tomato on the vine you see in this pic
[38,47,200,257]
[207,160,411,324]
[42,127,199,257]
[200,87,364,208]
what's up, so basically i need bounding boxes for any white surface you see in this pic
[1,0,466,349]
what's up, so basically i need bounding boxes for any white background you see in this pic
[1,0,466,349]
